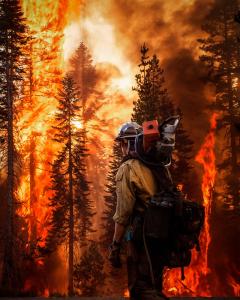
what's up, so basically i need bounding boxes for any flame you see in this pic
[124,289,130,298]
[228,275,240,296]
[17,0,67,246]
[164,113,217,296]
[195,113,217,276]
[16,0,71,295]
[13,0,239,296]
[72,119,83,129]
[43,288,50,297]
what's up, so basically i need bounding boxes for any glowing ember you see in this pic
[43,288,50,297]
[124,289,130,298]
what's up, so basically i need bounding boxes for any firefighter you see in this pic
[109,122,169,300]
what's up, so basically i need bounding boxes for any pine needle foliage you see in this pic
[101,141,122,247]
[73,241,105,296]
[0,0,30,292]
[46,75,94,295]
[132,44,194,195]
[198,0,240,210]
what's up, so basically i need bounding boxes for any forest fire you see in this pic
[17,0,66,251]
[0,0,239,297]
[195,113,217,276]
[13,0,69,295]
[164,113,217,296]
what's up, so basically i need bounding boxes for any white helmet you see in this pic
[116,122,142,141]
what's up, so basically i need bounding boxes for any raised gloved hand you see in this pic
[109,240,122,268]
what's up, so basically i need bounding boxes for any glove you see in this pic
[109,240,122,268]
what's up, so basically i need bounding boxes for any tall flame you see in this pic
[18,0,67,242]
[195,113,217,276]
[13,0,239,296]
[164,113,217,296]
[16,0,71,295]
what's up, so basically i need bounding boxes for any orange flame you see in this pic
[124,289,130,298]
[195,113,217,276]
[16,0,71,295]
[17,0,67,249]
[164,113,217,296]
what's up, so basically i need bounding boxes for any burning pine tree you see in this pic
[197,0,240,294]
[45,75,94,296]
[198,0,240,210]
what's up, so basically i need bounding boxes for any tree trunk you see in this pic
[29,136,37,246]
[29,51,37,248]
[2,30,14,291]
[224,10,238,205]
[68,104,74,296]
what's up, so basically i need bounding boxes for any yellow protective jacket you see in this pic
[113,158,158,226]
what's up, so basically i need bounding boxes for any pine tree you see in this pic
[132,45,194,194]
[198,0,240,210]
[132,45,174,123]
[46,75,94,295]
[0,0,29,291]
[69,42,97,116]
[69,42,107,237]
[101,141,122,247]
[73,241,105,296]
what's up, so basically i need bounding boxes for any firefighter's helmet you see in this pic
[116,122,142,141]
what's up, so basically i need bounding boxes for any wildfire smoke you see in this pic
[9,0,239,296]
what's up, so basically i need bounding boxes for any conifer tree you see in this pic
[198,0,240,209]
[0,0,29,291]
[69,42,97,117]
[73,241,105,296]
[46,75,94,295]
[69,42,107,237]
[132,45,194,194]
[132,45,174,123]
[101,141,122,247]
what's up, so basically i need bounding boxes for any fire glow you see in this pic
[164,113,217,296]
[18,0,66,242]
[14,0,239,296]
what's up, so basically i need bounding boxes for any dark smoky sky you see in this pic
[95,0,217,152]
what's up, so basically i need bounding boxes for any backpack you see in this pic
[132,117,204,279]
[143,167,205,280]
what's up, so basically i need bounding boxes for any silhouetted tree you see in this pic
[69,42,97,118]
[69,42,108,239]
[132,44,194,194]
[0,0,29,291]
[198,0,240,210]
[101,141,122,247]
[46,75,94,295]
[74,241,105,296]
